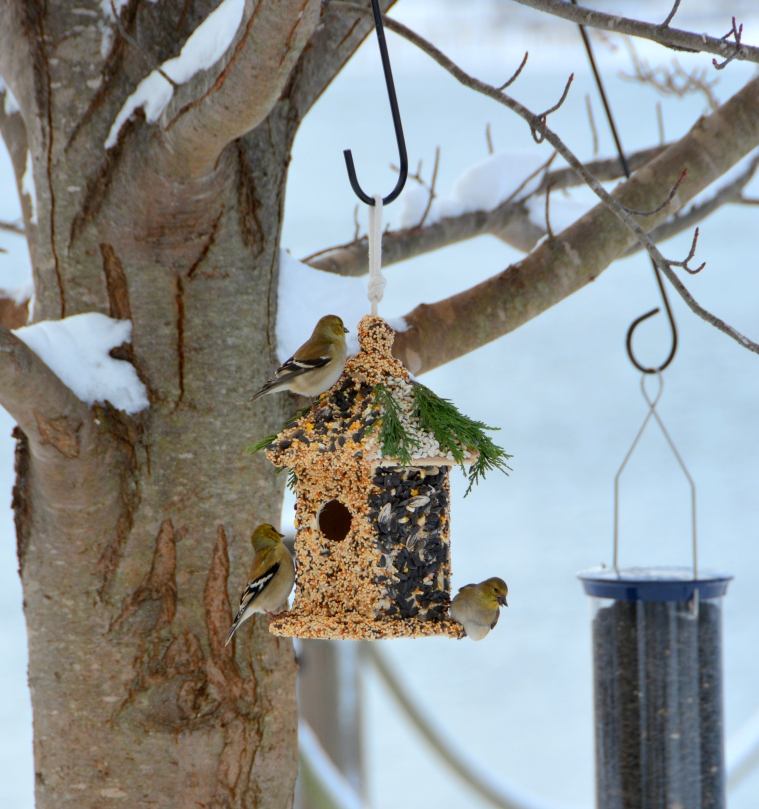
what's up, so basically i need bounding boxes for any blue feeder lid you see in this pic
[578,566,732,602]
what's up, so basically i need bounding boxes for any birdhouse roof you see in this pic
[265,316,477,471]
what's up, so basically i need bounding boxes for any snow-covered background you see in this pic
[2,1,759,807]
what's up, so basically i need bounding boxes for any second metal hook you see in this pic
[572,0,678,374]
[343,0,408,206]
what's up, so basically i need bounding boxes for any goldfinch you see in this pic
[225,524,295,645]
[252,314,349,400]
[450,577,508,641]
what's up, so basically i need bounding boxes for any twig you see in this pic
[352,204,360,242]
[485,123,494,155]
[531,73,574,143]
[713,17,744,70]
[419,146,440,227]
[621,168,686,217]
[108,0,179,89]
[661,0,682,29]
[334,2,759,357]
[585,94,599,156]
[626,153,759,254]
[622,40,719,111]
[498,51,529,90]
[507,0,759,65]
[502,150,557,208]
[544,183,555,239]
[656,101,665,145]
[0,219,24,235]
[670,227,706,274]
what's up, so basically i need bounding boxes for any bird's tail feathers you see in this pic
[251,380,280,401]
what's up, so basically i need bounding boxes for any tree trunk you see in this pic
[0,1,329,805]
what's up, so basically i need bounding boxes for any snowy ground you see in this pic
[2,2,759,807]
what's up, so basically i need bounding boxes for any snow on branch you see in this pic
[160,0,320,174]
[0,327,91,445]
[13,314,149,414]
[335,5,759,366]
[105,0,319,174]
[303,145,667,277]
[105,0,246,149]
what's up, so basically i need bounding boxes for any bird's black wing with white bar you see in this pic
[225,562,281,645]
[275,354,331,380]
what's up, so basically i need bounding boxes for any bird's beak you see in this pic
[499,596,508,607]
[343,327,349,333]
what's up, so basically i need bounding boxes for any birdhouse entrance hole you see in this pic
[318,500,352,541]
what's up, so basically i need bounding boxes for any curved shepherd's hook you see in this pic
[572,0,677,373]
[343,0,408,206]
[625,276,678,374]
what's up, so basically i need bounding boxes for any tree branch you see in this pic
[624,153,759,255]
[304,145,667,275]
[390,77,759,373]
[509,0,759,65]
[290,1,397,120]
[159,0,320,175]
[0,328,92,445]
[332,5,759,366]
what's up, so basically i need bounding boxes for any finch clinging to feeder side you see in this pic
[450,577,508,641]
[252,314,349,400]
[225,524,295,646]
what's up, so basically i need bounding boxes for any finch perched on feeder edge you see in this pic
[225,524,295,646]
[450,577,508,641]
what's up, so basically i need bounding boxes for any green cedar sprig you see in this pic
[373,383,416,465]
[412,383,512,496]
[246,433,278,455]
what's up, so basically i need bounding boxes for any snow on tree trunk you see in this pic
[0,1,333,805]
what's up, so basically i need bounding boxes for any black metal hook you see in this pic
[343,0,408,206]
[572,0,678,373]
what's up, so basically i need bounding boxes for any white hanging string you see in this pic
[367,195,385,316]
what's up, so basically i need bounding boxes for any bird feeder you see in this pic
[264,316,507,640]
[578,373,731,809]
[578,568,731,809]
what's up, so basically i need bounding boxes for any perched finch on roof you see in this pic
[252,314,348,400]
[225,524,295,646]
[450,577,508,641]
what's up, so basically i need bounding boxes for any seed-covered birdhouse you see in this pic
[263,316,510,640]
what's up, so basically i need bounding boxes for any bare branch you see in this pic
[0,219,24,235]
[531,73,574,143]
[485,123,494,155]
[544,183,555,240]
[0,328,92,442]
[499,51,529,90]
[621,40,719,111]
[713,17,744,70]
[289,0,397,120]
[625,153,759,252]
[656,101,666,145]
[303,144,666,275]
[333,5,759,360]
[585,94,599,156]
[620,168,686,217]
[108,0,178,89]
[669,227,706,274]
[159,0,320,175]
[661,0,683,29]
[508,0,759,64]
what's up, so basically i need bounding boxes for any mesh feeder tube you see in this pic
[578,567,731,809]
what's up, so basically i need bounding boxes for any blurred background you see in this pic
[2,1,759,807]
